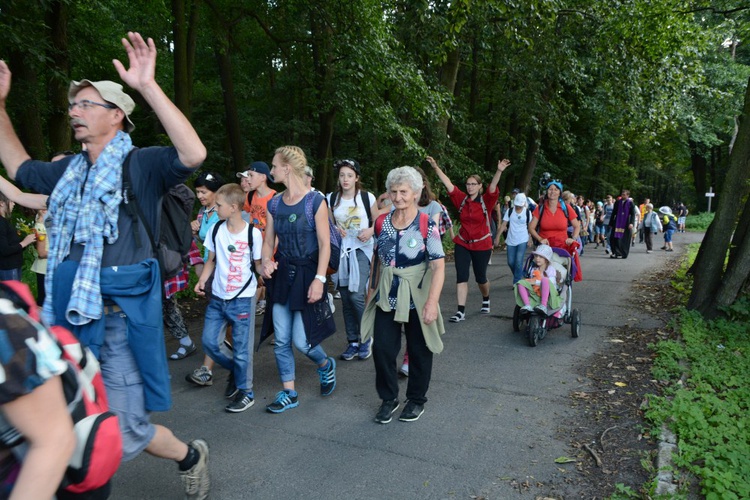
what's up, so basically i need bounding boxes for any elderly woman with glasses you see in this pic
[427,156,510,323]
[361,166,445,423]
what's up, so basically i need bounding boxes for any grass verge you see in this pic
[642,243,750,499]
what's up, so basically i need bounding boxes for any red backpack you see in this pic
[0,281,123,495]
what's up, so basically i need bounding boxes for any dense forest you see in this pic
[1,0,749,314]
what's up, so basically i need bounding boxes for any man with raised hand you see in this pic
[0,32,210,499]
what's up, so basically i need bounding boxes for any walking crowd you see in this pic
[0,32,692,500]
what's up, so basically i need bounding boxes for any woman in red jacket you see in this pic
[428,156,510,322]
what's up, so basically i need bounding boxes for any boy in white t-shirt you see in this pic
[195,184,263,413]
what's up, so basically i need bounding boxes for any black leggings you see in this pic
[454,244,492,284]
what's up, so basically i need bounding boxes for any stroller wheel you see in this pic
[571,309,581,338]
[512,305,521,332]
[528,315,543,347]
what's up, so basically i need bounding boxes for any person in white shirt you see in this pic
[498,193,533,284]
[327,159,378,361]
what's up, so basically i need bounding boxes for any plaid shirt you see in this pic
[163,241,204,299]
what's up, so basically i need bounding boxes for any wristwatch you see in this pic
[314,274,327,284]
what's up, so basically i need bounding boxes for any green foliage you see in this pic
[646,254,750,498]
[684,212,715,232]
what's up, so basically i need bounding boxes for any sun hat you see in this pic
[658,206,672,215]
[532,244,553,262]
[513,193,527,207]
[68,80,136,133]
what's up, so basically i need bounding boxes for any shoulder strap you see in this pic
[267,193,282,218]
[210,219,226,258]
[360,190,372,227]
[374,212,388,238]
[418,211,429,240]
[121,148,150,251]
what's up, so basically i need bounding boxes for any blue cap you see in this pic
[238,161,273,182]
[546,180,563,192]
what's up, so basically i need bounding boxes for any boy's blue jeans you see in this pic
[202,296,255,397]
[272,302,328,383]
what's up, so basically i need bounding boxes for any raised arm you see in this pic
[487,159,511,194]
[0,175,47,210]
[113,32,206,168]
[426,156,455,194]
[0,61,32,179]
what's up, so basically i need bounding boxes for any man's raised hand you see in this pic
[113,32,157,93]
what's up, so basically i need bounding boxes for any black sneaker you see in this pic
[374,399,400,424]
[318,357,336,396]
[266,390,299,413]
[398,400,425,422]
[224,373,238,400]
[225,392,254,413]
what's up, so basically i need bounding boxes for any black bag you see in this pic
[122,150,196,281]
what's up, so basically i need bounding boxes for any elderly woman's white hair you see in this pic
[385,166,423,194]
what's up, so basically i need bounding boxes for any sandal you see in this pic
[169,342,197,361]
[480,300,490,314]
[449,311,466,323]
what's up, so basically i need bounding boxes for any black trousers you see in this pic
[372,307,433,405]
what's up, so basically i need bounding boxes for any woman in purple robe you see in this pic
[608,189,636,259]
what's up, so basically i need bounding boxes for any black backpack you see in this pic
[328,190,373,227]
[122,150,195,281]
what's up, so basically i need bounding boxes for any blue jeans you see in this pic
[338,249,369,343]
[0,268,21,281]
[99,311,156,462]
[506,244,527,284]
[272,302,328,383]
[202,297,255,396]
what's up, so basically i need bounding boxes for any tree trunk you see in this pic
[45,0,70,155]
[689,140,708,211]
[8,50,45,159]
[687,76,750,315]
[309,8,335,192]
[214,39,244,171]
[518,125,541,195]
[171,0,199,118]
[712,194,750,316]
[436,48,461,149]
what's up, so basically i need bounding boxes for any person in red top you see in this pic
[528,180,583,282]
[528,180,580,248]
[428,156,510,322]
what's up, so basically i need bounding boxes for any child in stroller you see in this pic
[514,244,562,316]
[513,244,581,346]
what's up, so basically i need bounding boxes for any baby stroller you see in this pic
[512,247,581,346]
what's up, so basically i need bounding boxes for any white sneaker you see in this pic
[327,293,336,314]
[399,362,409,377]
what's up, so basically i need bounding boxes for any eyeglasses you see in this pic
[466,182,479,187]
[68,100,116,111]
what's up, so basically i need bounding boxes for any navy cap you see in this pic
[237,161,273,182]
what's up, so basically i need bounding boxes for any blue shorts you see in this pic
[664,229,675,243]
[594,225,606,235]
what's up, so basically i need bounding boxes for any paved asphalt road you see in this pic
[113,231,703,499]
